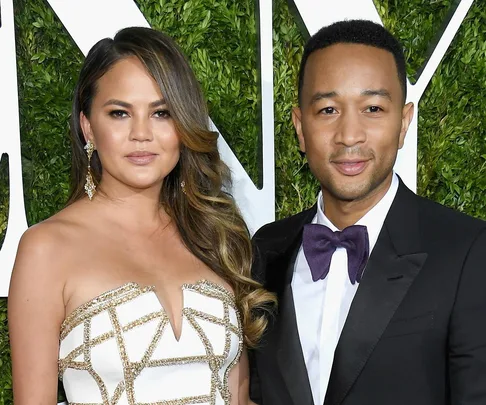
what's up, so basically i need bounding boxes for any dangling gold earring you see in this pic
[180,180,186,195]
[84,140,96,200]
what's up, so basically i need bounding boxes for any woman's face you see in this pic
[81,56,180,193]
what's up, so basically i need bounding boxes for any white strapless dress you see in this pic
[58,280,243,405]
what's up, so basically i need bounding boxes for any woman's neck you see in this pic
[93,179,169,233]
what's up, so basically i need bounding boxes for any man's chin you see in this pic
[325,182,371,203]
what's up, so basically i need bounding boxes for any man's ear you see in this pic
[80,112,94,144]
[292,107,306,153]
[398,102,414,149]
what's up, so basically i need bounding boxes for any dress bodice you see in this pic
[59,280,243,405]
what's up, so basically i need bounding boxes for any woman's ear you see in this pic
[79,112,94,144]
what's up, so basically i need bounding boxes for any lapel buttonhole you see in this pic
[387,275,404,281]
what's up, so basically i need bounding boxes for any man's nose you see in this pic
[334,111,366,146]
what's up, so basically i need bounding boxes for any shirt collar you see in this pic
[315,173,399,254]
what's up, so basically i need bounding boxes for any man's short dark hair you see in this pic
[298,19,407,104]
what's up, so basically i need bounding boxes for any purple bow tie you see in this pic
[302,224,369,285]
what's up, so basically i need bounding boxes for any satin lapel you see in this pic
[276,259,315,405]
[325,182,428,405]
[261,207,317,405]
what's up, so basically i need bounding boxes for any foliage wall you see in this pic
[0,0,485,402]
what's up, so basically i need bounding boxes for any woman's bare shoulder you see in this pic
[13,201,92,279]
[21,211,77,249]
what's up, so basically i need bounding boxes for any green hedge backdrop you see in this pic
[0,0,485,402]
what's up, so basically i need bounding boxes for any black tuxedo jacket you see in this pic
[249,181,486,405]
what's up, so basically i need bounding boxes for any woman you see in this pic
[8,27,273,404]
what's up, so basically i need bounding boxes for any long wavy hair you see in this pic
[67,26,274,346]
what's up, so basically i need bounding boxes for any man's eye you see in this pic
[154,109,170,118]
[109,110,128,118]
[321,107,336,114]
[366,106,382,113]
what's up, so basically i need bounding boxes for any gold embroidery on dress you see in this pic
[59,280,243,405]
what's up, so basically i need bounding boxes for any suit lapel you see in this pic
[276,260,315,405]
[325,182,428,405]
[259,206,317,405]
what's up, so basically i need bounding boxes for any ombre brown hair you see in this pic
[68,26,274,346]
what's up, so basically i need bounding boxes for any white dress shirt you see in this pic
[291,173,399,405]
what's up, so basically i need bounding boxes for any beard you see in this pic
[313,148,397,204]
[321,170,391,202]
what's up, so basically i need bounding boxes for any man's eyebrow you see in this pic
[310,91,338,104]
[361,89,392,101]
[102,98,167,108]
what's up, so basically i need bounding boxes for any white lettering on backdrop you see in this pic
[0,0,29,295]
[0,0,474,296]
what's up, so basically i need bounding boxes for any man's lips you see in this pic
[126,151,157,165]
[332,159,369,176]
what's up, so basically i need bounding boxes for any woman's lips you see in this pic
[126,152,157,165]
[332,160,369,176]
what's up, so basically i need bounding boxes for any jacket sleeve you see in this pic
[448,227,486,404]
[248,347,263,404]
[249,237,266,404]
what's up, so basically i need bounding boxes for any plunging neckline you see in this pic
[61,280,236,343]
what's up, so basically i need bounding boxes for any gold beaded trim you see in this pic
[61,283,155,339]
[59,280,243,405]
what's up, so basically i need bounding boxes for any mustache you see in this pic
[329,146,374,161]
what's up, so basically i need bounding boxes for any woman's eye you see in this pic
[109,110,128,118]
[154,109,170,119]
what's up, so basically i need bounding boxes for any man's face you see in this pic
[293,43,414,204]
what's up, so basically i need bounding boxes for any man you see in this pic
[249,20,486,405]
